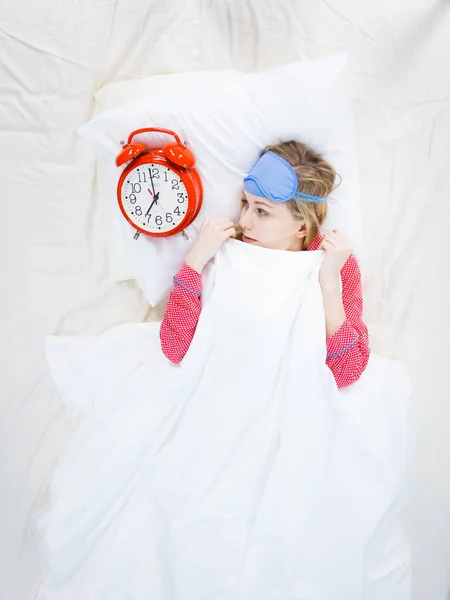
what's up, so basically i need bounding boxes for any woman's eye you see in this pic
[241,198,267,216]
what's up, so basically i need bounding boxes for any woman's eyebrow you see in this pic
[241,190,272,209]
[254,200,273,208]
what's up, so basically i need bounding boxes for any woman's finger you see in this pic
[222,225,237,238]
[320,240,334,251]
[322,235,336,247]
[222,221,236,230]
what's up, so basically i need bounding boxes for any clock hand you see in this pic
[148,167,157,198]
[145,188,160,220]
[146,204,156,222]
[155,198,173,216]
[155,198,180,229]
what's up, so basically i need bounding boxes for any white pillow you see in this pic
[79,53,362,306]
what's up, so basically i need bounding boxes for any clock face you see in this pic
[120,163,189,234]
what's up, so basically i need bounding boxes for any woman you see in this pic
[161,140,370,388]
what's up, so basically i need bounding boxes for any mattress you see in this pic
[1,1,449,598]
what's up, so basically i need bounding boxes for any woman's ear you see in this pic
[296,222,307,240]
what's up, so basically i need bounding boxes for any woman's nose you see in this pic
[239,210,253,230]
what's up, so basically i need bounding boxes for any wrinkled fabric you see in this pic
[35,241,415,599]
[2,2,447,599]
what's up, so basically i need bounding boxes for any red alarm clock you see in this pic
[116,127,203,238]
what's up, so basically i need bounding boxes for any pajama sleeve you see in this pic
[325,254,370,389]
[159,263,203,364]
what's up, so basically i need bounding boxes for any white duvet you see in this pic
[35,241,415,599]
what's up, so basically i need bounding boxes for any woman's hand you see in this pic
[319,230,352,285]
[185,218,236,274]
[318,230,351,337]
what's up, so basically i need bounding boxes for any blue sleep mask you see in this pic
[243,151,327,203]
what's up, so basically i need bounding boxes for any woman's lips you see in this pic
[242,235,256,243]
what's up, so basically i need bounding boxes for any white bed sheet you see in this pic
[1,1,449,599]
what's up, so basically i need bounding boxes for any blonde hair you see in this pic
[263,141,339,248]
[239,140,340,248]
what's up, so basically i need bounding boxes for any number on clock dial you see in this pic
[121,164,188,233]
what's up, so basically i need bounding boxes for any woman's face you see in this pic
[239,190,306,251]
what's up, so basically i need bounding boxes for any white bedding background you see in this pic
[1,1,449,599]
